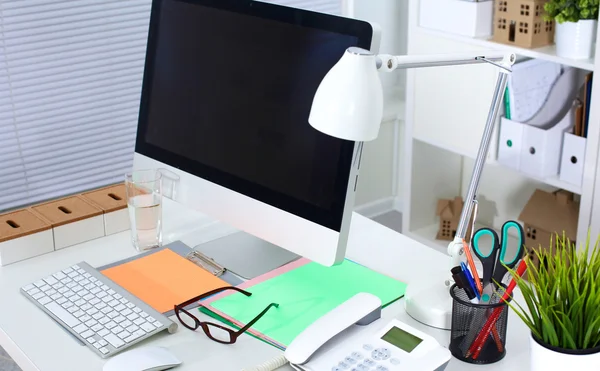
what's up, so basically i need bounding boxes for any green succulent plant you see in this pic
[505,234,600,350]
[544,0,600,23]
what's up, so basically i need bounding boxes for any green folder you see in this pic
[202,259,407,347]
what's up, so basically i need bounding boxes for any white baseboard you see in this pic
[354,196,403,218]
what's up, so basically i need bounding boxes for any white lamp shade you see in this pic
[309,47,383,142]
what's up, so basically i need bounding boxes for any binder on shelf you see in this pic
[559,133,586,187]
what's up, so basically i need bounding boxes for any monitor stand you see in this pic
[193,231,299,280]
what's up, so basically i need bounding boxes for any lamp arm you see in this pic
[378,51,516,268]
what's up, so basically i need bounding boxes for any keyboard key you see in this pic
[73,324,88,334]
[62,301,74,309]
[87,308,99,316]
[107,289,116,295]
[101,285,109,291]
[126,312,137,321]
[126,324,139,333]
[99,347,109,355]
[80,279,90,286]
[81,329,94,339]
[52,283,64,290]
[89,298,101,305]
[50,293,62,301]
[81,303,92,311]
[95,281,103,287]
[140,311,148,318]
[102,296,113,304]
[23,284,36,292]
[84,283,95,291]
[67,306,78,314]
[97,292,108,299]
[62,267,73,274]
[39,285,51,292]
[118,330,131,339]
[92,324,103,332]
[80,315,92,323]
[141,323,156,333]
[99,317,110,325]
[45,302,81,328]
[126,303,135,309]
[85,319,97,327]
[94,342,102,349]
[111,326,124,335]
[77,269,85,275]
[98,339,107,347]
[101,307,112,315]
[121,309,133,317]
[90,277,98,282]
[98,329,110,337]
[134,329,146,338]
[58,287,69,294]
[108,311,119,319]
[86,337,96,344]
[61,277,72,284]
[114,316,126,324]
[44,276,58,285]
[45,289,57,296]
[133,318,145,325]
[93,312,104,320]
[34,280,45,287]
[114,304,126,312]
[124,333,140,343]
[105,321,117,330]
[66,282,77,289]
[69,295,82,303]
[75,299,86,307]
[73,310,85,318]
[153,321,163,328]
[134,308,143,314]
[114,294,122,300]
[56,297,67,305]
[96,303,108,311]
[108,300,120,307]
[105,334,125,349]
[72,264,80,270]
[83,273,91,278]
[74,276,84,282]
[32,292,45,300]
[120,320,132,328]
[79,290,90,297]
[53,272,67,280]
[119,298,128,304]
[72,285,84,292]
[26,288,40,296]
[64,290,75,298]
[68,271,78,278]
[38,296,52,305]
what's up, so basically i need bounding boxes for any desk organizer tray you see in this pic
[82,183,129,235]
[0,209,54,266]
[32,195,104,249]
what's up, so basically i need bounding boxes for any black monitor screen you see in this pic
[136,0,373,231]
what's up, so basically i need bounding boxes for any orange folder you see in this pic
[102,249,228,313]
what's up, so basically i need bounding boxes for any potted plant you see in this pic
[505,235,600,370]
[545,0,599,59]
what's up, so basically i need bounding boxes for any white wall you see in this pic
[349,0,408,207]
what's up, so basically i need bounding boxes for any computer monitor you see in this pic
[133,0,379,266]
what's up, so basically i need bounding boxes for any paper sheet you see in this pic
[201,259,406,347]
[102,249,228,313]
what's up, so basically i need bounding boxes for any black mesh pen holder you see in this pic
[449,283,509,364]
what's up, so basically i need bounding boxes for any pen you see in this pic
[466,259,528,359]
[451,266,477,303]
[461,262,481,301]
[462,239,483,296]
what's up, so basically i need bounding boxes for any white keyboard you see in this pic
[21,262,178,358]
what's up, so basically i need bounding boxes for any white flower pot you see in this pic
[530,333,600,371]
[555,20,597,59]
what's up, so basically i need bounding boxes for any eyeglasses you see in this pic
[174,286,279,344]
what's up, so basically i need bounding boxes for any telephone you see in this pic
[285,293,451,371]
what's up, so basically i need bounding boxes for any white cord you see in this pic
[242,353,289,371]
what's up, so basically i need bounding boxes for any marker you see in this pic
[461,262,481,301]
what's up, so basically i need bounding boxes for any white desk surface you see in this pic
[0,210,530,371]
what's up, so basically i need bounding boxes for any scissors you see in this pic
[472,221,525,292]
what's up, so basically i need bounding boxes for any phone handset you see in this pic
[284,293,382,366]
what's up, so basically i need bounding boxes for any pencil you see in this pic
[462,239,483,296]
[466,259,527,359]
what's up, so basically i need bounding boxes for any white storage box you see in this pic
[560,133,586,186]
[82,184,129,235]
[0,209,54,266]
[32,196,104,250]
[498,105,575,178]
[419,0,494,37]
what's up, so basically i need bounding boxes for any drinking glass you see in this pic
[125,169,162,251]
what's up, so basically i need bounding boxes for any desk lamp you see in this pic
[309,47,516,330]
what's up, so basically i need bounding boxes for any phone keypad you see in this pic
[333,346,401,371]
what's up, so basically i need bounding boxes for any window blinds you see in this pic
[0,0,341,212]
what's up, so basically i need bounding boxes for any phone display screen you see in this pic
[381,327,423,353]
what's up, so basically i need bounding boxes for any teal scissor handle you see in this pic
[492,221,525,284]
[472,228,500,287]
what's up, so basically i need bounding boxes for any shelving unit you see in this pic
[402,0,600,252]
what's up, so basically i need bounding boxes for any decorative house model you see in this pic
[436,196,472,242]
[519,189,579,251]
[493,0,554,48]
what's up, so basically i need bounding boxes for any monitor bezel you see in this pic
[135,0,373,231]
